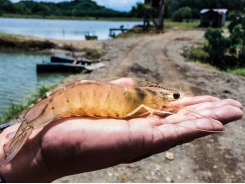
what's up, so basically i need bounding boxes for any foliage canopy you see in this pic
[0,0,128,17]
[0,0,245,19]
[171,6,192,22]
[203,15,245,70]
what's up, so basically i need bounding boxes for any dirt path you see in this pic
[54,30,245,182]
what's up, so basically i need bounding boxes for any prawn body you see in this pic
[4,80,183,164]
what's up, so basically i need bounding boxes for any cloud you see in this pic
[10,0,143,12]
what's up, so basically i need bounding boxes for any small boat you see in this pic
[36,62,105,73]
[85,32,98,40]
[37,54,105,73]
[51,56,93,65]
[37,62,92,73]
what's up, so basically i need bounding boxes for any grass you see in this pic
[182,41,209,61]
[223,21,231,29]
[115,20,200,39]
[182,40,245,76]
[183,41,222,71]
[84,48,106,59]
[0,33,56,51]
[0,33,21,41]
[0,85,54,124]
[164,19,200,29]
[227,68,245,77]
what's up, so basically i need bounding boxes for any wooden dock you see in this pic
[109,28,128,37]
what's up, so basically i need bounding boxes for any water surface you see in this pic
[0,53,68,118]
[0,18,141,40]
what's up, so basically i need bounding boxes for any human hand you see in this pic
[0,78,243,182]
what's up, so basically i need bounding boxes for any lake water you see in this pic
[0,18,141,40]
[0,18,141,119]
[0,53,68,118]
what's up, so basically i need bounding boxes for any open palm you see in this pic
[0,78,242,182]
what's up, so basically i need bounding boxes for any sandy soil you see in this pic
[49,30,244,182]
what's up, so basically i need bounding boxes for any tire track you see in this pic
[116,36,162,77]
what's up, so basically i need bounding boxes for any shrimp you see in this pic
[4,79,184,164]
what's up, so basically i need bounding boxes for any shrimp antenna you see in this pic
[165,102,226,133]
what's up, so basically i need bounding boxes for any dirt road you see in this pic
[54,30,245,182]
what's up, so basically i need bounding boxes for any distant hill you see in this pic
[1,0,244,20]
[0,0,128,18]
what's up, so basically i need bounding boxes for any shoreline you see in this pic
[0,32,105,54]
[0,15,142,22]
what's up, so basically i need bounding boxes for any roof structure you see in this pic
[200,9,228,14]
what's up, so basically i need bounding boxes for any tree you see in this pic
[204,28,231,70]
[15,2,31,14]
[229,19,245,62]
[158,0,165,30]
[203,16,245,70]
[172,6,192,22]
[32,3,50,14]
[140,0,165,31]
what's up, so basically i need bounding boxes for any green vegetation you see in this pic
[0,0,128,18]
[0,33,56,51]
[203,28,231,70]
[131,0,245,20]
[227,68,245,76]
[183,41,209,62]
[203,14,245,70]
[115,20,199,39]
[164,19,199,29]
[166,0,244,19]
[0,85,54,124]
[114,26,145,39]
[0,0,244,20]
[183,12,245,76]
[84,48,106,60]
[171,7,192,22]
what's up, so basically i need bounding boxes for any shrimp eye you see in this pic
[173,93,180,99]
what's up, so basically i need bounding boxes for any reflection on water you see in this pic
[0,52,69,118]
[0,18,141,40]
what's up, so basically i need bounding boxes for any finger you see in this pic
[164,105,243,125]
[205,105,243,124]
[171,95,220,107]
[178,98,243,113]
[157,118,224,148]
[135,118,224,159]
[110,78,135,86]
[174,118,224,143]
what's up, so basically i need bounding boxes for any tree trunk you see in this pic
[158,0,165,30]
[148,12,158,28]
[143,0,165,31]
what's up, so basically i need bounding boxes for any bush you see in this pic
[203,22,245,70]
[172,7,192,22]
[172,10,183,22]
[183,43,209,62]
[204,28,231,70]
[228,68,245,76]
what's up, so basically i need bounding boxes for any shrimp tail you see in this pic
[4,126,33,165]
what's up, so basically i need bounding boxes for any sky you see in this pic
[10,0,144,12]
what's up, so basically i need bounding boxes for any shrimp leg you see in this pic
[125,104,173,118]
[4,126,33,164]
